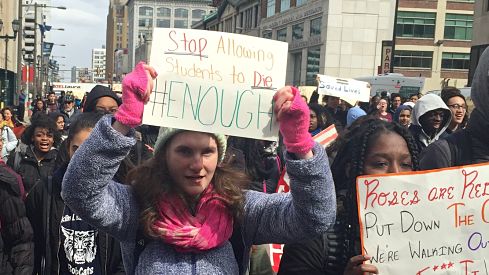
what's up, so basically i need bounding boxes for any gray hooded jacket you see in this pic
[61,115,337,275]
[409,93,452,149]
[419,47,489,169]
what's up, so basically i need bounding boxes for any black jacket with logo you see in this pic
[26,164,125,275]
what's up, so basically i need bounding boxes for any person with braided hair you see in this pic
[278,117,420,275]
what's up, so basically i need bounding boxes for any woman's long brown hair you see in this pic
[128,134,250,238]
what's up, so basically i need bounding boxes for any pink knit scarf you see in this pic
[152,184,234,253]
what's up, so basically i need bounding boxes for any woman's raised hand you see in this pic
[114,62,158,128]
[273,86,314,157]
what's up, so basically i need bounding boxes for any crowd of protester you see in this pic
[0,47,487,275]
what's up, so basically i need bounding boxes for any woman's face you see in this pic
[399,110,411,127]
[165,131,219,198]
[31,127,54,153]
[56,116,65,131]
[3,110,12,121]
[68,129,92,159]
[378,99,388,112]
[309,109,318,132]
[363,132,413,175]
[447,96,466,125]
[36,101,44,110]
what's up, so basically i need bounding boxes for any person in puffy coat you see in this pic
[61,63,337,275]
[0,138,34,274]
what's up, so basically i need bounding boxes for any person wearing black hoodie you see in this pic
[419,47,489,169]
[408,94,452,152]
[26,112,126,275]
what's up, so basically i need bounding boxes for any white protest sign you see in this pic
[356,163,489,275]
[143,28,288,141]
[317,75,370,106]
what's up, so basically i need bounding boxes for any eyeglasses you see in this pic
[447,104,467,110]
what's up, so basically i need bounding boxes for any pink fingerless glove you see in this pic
[279,87,315,155]
[114,62,149,128]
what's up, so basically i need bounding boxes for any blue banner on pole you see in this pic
[42,42,54,56]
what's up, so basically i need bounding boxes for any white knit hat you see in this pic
[154,127,227,163]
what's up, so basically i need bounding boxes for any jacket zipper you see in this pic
[191,253,197,275]
[56,206,65,275]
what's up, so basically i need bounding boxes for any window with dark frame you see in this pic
[396,11,436,38]
[441,52,470,70]
[393,50,433,68]
[292,23,304,41]
[444,14,473,40]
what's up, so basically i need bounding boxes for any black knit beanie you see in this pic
[83,85,122,113]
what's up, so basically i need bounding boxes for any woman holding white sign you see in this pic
[278,117,420,275]
[61,62,336,275]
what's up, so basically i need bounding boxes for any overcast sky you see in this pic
[46,0,108,81]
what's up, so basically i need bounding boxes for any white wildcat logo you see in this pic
[61,227,97,265]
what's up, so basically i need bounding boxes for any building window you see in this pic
[281,0,290,12]
[444,14,473,40]
[306,47,320,86]
[175,8,189,29]
[310,17,321,36]
[157,7,171,17]
[192,10,206,25]
[175,8,188,18]
[442,52,470,70]
[292,52,302,86]
[292,23,304,40]
[262,30,272,39]
[139,18,153,27]
[277,28,287,42]
[192,9,206,19]
[157,7,171,28]
[242,8,253,30]
[267,0,275,17]
[296,0,307,6]
[393,50,433,68]
[396,11,436,38]
[157,19,170,28]
[139,6,153,17]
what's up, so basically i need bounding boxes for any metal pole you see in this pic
[389,0,399,73]
[3,38,9,108]
[16,0,23,104]
[33,3,38,98]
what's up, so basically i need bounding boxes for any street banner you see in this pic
[144,28,288,141]
[356,163,489,274]
[317,74,370,106]
[42,42,54,56]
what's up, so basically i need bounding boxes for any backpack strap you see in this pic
[445,130,472,166]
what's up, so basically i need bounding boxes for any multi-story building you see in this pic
[258,0,396,87]
[468,0,489,85]
[1,0,20,106]
[193,0,261,37]
[392,0,474,91]
[71,66,91,83]
[106,0,129,83]
[91,47,106,82]
[125,0,216,68]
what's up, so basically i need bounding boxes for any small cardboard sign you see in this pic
[317,74,370,106]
